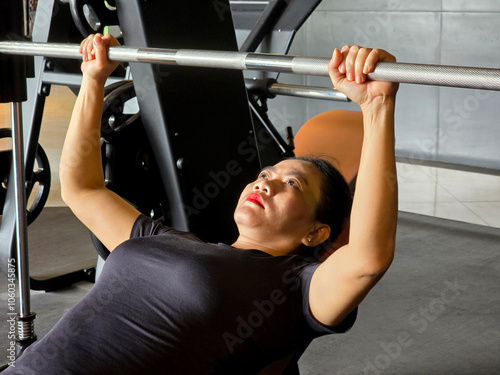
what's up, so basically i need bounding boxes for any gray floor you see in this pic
[299,212,500,374]
[23,207,98,282]
[1,210,499,374]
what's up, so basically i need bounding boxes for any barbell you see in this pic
[1,41,500,91]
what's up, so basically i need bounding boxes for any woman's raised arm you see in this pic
[60,34,140,252]
[309,45,399,328]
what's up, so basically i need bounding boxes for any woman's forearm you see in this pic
[60,76,106,203]
[348,99,398,273]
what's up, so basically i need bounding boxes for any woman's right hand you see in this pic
[328,45,398,110]
[79,33,121,85]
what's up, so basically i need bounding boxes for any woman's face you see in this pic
[234,159,325,251]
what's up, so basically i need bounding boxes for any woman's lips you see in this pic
[246,193,265,208]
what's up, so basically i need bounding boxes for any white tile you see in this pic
[435,185,460,203]
[398,181,437,203]
[463,202,500,228]
[398,180,459,204]
[399,202,437,217]
[416,165,439,180]
[437,169,500,202]
[397,161,500,227]
[397,163,460,204]
[433,202,487,226]
[397,163,437,182]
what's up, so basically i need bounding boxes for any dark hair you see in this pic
[291,156,353,243]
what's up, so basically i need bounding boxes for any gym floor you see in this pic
[1,86,499,373]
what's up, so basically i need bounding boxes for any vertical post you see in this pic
[11,102,37,347]
[23,0,30,38]
[0,0,37,352]
[11,102,29,317]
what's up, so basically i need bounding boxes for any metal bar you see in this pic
[23,0,30,37]
[10,102,31,318]
[42,71,125,87]
[1,41,500,90]
[269,83,349,101]
[230,1,270,4]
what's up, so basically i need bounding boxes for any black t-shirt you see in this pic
[6,215,356,374]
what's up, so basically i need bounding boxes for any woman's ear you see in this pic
[302,224,331,247]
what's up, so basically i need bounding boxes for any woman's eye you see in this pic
[286,179,298,187]
[259,172,268,179]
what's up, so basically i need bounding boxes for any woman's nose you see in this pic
[253,180,272,195]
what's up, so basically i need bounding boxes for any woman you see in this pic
[6,34,398,374]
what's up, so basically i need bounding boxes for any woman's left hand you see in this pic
[328,45,399,109]
[79,33,121,85]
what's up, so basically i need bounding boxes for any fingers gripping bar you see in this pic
[1,41,500,91]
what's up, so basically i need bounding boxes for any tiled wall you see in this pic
[267,0,500,170]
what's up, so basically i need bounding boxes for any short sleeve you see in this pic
[130,214,174,238]
[300,263,358,335]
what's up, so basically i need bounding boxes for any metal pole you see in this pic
[0,41,499,90]
[22,0,30,38]
[10,102,36,344]
[269,83,350,101]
